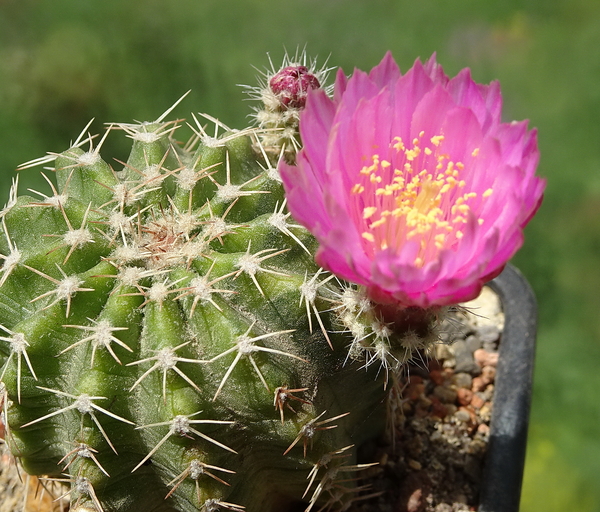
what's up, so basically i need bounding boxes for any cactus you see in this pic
[0,62,437,512]
[0,51,545,512]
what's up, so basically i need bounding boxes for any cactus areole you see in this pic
[0,53,544,512]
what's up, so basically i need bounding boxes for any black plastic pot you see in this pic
[479,264,537,512]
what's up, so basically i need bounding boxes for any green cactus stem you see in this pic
[0,89,438,512]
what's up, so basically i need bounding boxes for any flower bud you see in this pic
[269,65,321,110]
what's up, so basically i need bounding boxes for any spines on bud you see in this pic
[244,50,332,164]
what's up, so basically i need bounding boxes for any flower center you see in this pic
[351,132,492,267]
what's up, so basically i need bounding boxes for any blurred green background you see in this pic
[1,0,599,509]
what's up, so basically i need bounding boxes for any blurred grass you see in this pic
[1,0,599,509]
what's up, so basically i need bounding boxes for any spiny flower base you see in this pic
[0,105,438,512]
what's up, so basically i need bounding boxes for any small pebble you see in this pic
[430,396,448,419]
[483,339,498,353]
[476,324,500,344]
[454,409,471,423]
[462,286,504,327]
[444,404,457,417]
[458,406,477,425]
[434,343,454,361]
[474,348,499,367]
[451,372,473,389]
[408,459,422,471]
[480,365,496,386]
[433,385,457,404]
[429,369,445,386]
[456,388,473,406]
[477,423,490,436]
[407,382,426,400]
[453,339,481,374]
[479,403,493,422]
[406,488,423,512]
[471,376,486,392]
[470,393,486,409]
[465,334,482,353]
[442,367,455,379]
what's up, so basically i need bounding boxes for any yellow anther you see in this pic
[456,231,464,239]
[405,148,420,161]
[472,148,480,157]
[362,232,375,242]
[351,184,364,194]
[431,135,444,146]
[381,160,391,168]
[424,147,432,156]
[370,218,387,229]
[483,188,494,198]
[419,130,425,138]
[393,137,405,151]
[363,207,377,219]
[369,174,382,184]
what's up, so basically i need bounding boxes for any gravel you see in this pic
[348,286,504,512]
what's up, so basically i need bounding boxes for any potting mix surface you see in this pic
[349,286,503,512]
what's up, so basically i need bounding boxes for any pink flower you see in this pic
[280,53,545,308]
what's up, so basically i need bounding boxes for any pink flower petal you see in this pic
[281,53,546,309]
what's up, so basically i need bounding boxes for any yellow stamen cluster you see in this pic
[351,132,492,267]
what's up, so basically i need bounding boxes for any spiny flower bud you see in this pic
[268,65,321,110]
[244,51,331,165]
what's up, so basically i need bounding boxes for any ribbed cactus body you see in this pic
[0,114,405,512]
